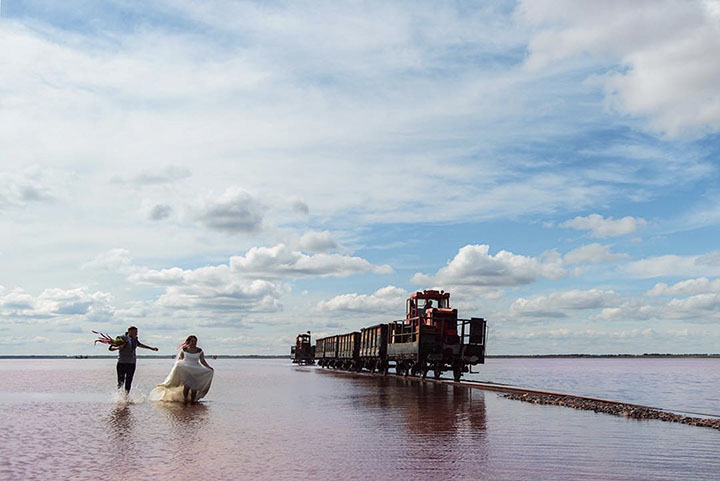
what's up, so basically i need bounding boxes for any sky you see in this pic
[1,0,720,355]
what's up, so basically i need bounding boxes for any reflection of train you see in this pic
[313,290,487,382]
[291,332,315,364]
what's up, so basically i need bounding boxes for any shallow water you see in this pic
[0,358,718,480]
[467,357,720,416]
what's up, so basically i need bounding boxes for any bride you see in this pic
[150,335,214,404]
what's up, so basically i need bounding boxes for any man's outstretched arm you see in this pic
[138,342,159,351]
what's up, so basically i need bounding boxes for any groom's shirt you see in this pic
[117,335,139,364]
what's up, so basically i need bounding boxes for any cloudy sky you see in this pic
[1,0,720,355]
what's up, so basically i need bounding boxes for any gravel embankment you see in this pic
[503,392,720,430]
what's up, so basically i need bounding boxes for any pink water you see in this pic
[1,358,718,480]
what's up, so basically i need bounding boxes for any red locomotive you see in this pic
[313,290,487,382]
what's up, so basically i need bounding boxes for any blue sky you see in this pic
[1,0,720,355]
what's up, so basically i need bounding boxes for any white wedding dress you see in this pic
[149,350,214,402]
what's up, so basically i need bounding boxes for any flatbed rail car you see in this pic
[291,332,315,365]
[313,290,487,382]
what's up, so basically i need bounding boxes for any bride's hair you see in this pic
[177,335,198,350]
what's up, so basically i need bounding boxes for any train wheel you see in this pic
[433,362,442,380]
[420,362,428,379]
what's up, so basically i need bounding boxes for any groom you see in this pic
[109,326,159,393]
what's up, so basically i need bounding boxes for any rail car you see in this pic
[290,332,315,365]
[314,335,337,368]
[313,290,487,382]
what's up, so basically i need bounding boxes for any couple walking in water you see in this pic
[110,326,214,404]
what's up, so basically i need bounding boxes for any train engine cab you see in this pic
[291,332,315,365]
[389,290,486,381]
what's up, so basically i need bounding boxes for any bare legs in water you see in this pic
[183,385,198,404]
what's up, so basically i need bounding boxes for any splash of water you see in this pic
[111,389,147,405]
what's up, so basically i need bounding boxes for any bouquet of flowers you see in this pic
[92,330,125,347]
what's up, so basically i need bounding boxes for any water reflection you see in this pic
[106,404,138,460]
[154,401,210,429]
[5,360,720,481]
[357,377,487,436]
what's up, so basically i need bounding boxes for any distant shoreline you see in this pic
[1,353,719,359]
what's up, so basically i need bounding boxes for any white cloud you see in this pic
[561,214,646,238]
[190,187,264,234]
[509,289,620,318]
[564,243,628,264]
[155,279,283,314]
[666,293,720,314]
[126,263,284,321]
[299,231,339,253]
[111,165,191,185]
[0,286,34,311]
[647,277,720,296]
[412,244,565,287]
[495,327,656,341]
[625,252,720,278]
[82,248,135,273]
[519,0,720,137]
[229,244,392,279]
[0,286,115,322]
[122,244,392,320]
[593,293,720,323]
[316,285,407,313]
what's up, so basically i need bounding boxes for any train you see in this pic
[296,289,487,382]
[290,332,315,364]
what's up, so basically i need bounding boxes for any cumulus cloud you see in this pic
[647,277,720,296]
[561,214,646,238]
[299,231,339,253]
[519,0,720,137]
[128,262,284,317]
[229,244,392,278]
[82,248,135,274]
[156,279,283,313]
[316,285,407,313]
[625,252,720,278]
[125,244,392,318]
[412,244,565,287]
[0,286,115,322]
[593,292,720,323]
[509,289,621,319]
[564,243,629,264]
[191,188,263,234]
[666,293,720,314]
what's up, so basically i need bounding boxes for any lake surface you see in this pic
[1,358,718,480]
